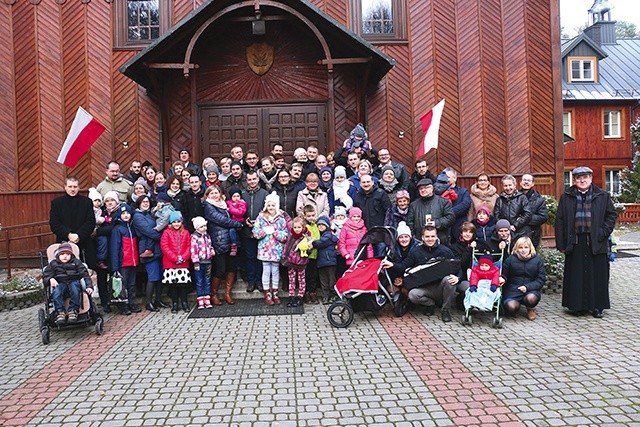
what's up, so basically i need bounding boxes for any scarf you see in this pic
[344,217,366,231]
[379,178,399,193]
[206,198,227,210]
[167,188,179,198]
[574,188,592,234]
[332,180,353,208]
[470,183,497,201]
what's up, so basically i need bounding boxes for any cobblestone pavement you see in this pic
[0,255,639,426]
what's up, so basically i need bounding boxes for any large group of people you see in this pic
[47,124,616,324]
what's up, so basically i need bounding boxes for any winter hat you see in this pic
[349,207,362,218]
[230,160,243,169]
[169,210,183,223]
[118,203,134,219]
[156,192,172,203]
[192,216,207,230]
[396,221,411,238]
[334,165,347,179]
[496,219,511,230]
[319,166,333,179]
[104,190,120,203]
[395,190,410,202]
[381,165,396,176]
[333,206,347,218]
[317,216,331,228]
[134,177,150,192]
[351,123,366,138]
[476,205,491,216]
[264,191,280,210]
[141,160,153,168]
[54,242,74,258]
[88,187,102,203]
[179,147,191,156]
[206,165,219,175]
[417,178,433,187]
[229,187,242,198]
[478,254,494,268]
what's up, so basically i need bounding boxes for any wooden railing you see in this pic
[617,203,640,223]
[0,221,55,279]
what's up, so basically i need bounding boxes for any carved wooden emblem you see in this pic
[246,42,274,76]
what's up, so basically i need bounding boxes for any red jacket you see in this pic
[469,264,501,287]
[160,226,191,269]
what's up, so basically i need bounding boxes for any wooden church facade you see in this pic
[0,0,563,232]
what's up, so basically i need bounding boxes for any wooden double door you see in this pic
[200,103,327,160]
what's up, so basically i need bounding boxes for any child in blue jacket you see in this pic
[110,204,141,315]
[312,215,339,304]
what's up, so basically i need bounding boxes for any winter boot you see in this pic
[271,288,281,305]
[224,272,236,305]
[264,289,274,306]
[211,277,222,305]
[197,297,205,310]
[204,296,213,309]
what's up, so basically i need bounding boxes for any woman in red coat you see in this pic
[160,210,192,313]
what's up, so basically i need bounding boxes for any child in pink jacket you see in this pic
[226,188,247,256]
[338,207,373,264]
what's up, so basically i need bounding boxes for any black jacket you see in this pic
[408,171,436,200]
[406,194,455,244]
[393,242,455,275]
[43,256,92,288]
[49,194,97,267]
[555,184,616,255]
[353,187,392,228]
[181,187,205,233]
[493,190,531,238]
[501,254,545,300]
[272,181,300,219]
[523,189,548,246]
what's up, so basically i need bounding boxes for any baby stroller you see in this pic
[38,243,104,344]
[460,249,504,328]
[327,227,400,328]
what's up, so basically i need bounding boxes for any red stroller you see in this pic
[327,227,400,328]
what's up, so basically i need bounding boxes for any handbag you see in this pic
[111,273,126,300]
[403,258,461,290]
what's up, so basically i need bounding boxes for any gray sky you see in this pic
[560,0,640,37]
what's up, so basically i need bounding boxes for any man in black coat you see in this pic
[556,166,616,318]
[520,174,548,248]
[182,175,205,233]
[49,177,96,268]
[408,159,436,200]
[353,174,392,258]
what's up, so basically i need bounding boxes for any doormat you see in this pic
[615,251,639,259]
[187,298,304,318]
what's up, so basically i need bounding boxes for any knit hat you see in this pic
[118,203,134,219]
[351,123,366,138]
[134,177,150,192]
[395,190,410,201]
[396,221,411,238]
[349,207,362,218]
[141,160,153,168]
[264,191,280,210]
[478,254,494,267]
[156,192,172,203]
[54,242,74,258]
[317,216,331,228]
[496,219,511,230]
[88,187,102,202]
[333,206,347,218]
[104,190,120,203]
[319,166,333,178]
[206,165,219,175]
[381,165,396,176]
[169,211,183,223]
[334,166,347,179]
[476,205,492,216]
[229,187,242,198]
[192,216,207,230]
[179,147,191,156]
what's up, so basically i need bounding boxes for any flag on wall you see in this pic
[417,99,445,159]
[57,107,106,168]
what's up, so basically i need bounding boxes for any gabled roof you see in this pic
[120,0,395,90]
[561,33,608,59]
[562,38,640,101]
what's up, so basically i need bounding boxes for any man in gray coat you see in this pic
[406,179,455,244]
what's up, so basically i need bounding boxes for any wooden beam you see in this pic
[318,57,372,65]
[143,63,199,70]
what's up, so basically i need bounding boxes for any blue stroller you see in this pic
[460,249,504,328]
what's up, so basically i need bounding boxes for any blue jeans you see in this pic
[194,263,212,297]
[120,267,137,305]
[241,236,262,285]
[229,228,241,246]
[51,279,82,313]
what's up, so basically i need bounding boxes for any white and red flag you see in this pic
[417,99,445,159]
[57,107,106,168]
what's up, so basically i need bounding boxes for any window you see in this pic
[563,111,573,137]
[604,169,622,195]
[604,110,621,138]
[115,0,170,49]
[350,0,407,42]
[564,170,573,190]
[568,57,596,82]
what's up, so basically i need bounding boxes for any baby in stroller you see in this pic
[468,255,501,293]
[43,242,93,324]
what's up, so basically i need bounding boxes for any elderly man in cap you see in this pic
[406,178,455,244]
[556,166,616,318]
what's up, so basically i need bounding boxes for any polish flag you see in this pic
[417,99,445,159]
[57,107,106,168]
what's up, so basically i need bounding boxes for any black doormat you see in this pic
[616,251,640,258]
[187,298,304,318]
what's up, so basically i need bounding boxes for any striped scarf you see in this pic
[574,189,592,234]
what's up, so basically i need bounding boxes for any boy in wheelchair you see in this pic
[43,242,93,325]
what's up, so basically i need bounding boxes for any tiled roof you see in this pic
[562,37,640,101]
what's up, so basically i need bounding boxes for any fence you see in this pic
[617,203,640,223]
[0,221,55,279]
